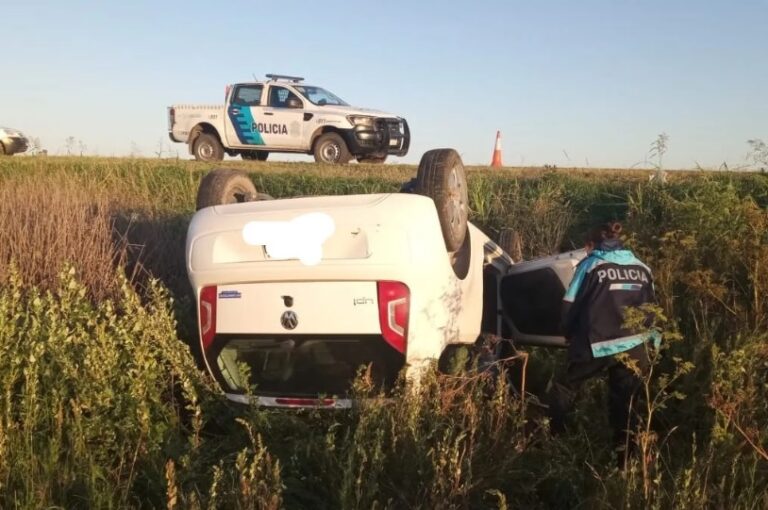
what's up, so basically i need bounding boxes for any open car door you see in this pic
[499,249,587,347]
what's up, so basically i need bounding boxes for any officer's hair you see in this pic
[587,221,622,244]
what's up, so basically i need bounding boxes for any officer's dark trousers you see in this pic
[547,343,649,461]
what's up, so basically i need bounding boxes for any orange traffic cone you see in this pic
[491,131,503,167]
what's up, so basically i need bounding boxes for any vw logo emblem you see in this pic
[280,310,298,330]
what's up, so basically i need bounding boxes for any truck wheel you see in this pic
[242,151,269,161]
[193,133,224,162]
[498,229,524,262]
[0,143,7,156]
[196,168,258,210]
[415,149,469,252]
[357,155,387,164]
[314,133,351,165]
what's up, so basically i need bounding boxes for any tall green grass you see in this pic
[0,156,767,508]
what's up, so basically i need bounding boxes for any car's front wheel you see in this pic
[314,133,351,165]
[196,168,258,210]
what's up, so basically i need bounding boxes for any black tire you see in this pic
[414,148,469,252]
[192,133,225,162]
[242,151,269,161]
[314,133,351,165]
[498,229,524,262]
[357,155,387,164]
[0,143,7,156]
[196,168,258,210]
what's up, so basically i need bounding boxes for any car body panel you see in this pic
[215,281,381,336]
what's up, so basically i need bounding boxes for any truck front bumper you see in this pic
[343,118,410,158]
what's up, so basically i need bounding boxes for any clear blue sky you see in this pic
[2,0,766,167]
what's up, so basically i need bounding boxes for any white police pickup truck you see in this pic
[168,75,410,165]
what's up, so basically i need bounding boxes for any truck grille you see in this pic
[375,118,402,136]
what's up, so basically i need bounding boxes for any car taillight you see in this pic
[377,281,410,354]
[199,286,217,351]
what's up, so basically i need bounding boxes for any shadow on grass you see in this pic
[112,210,203,366]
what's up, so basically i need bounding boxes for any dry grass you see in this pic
[0,177,126,300]
[1,155,768,508]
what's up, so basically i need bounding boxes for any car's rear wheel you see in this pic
[196,168,258,210]
[414,148,469,252]
[242,151,269,161]
[314,133,351,165]
[357,155,387,164]
[498,229,524,262]
[193,133,225,162]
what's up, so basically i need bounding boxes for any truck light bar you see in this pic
[265,74,305,82]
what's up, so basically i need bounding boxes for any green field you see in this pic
[0,156,766,509]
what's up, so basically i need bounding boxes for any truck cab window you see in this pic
[232,85,263,106]
[269,86,303,109]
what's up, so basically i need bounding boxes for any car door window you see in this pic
[269,86,303,108]
[232,85,263,106]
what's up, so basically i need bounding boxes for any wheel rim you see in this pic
[228,186,250,204]
[447,165,466,236]
[321,142,340,163]
[198,141,214,160]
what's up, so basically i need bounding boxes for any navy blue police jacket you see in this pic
[562,239,659,362]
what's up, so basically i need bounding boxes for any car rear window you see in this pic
[208,335,405,398]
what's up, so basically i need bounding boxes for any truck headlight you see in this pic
[347,115,375,127]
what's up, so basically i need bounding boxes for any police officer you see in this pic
[547,221,659,467]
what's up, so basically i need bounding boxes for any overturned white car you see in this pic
[186,149,585,407]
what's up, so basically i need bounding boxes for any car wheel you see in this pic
[196,168,258,210]
[193,133,225,162]
[357,155,387,164]
[415,148,469,252]
[314,133,351,165]
[498,229,524,262]
[242,151,269,161]
[0,143,6,156]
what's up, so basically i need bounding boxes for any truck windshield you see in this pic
[294,86,349,106]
